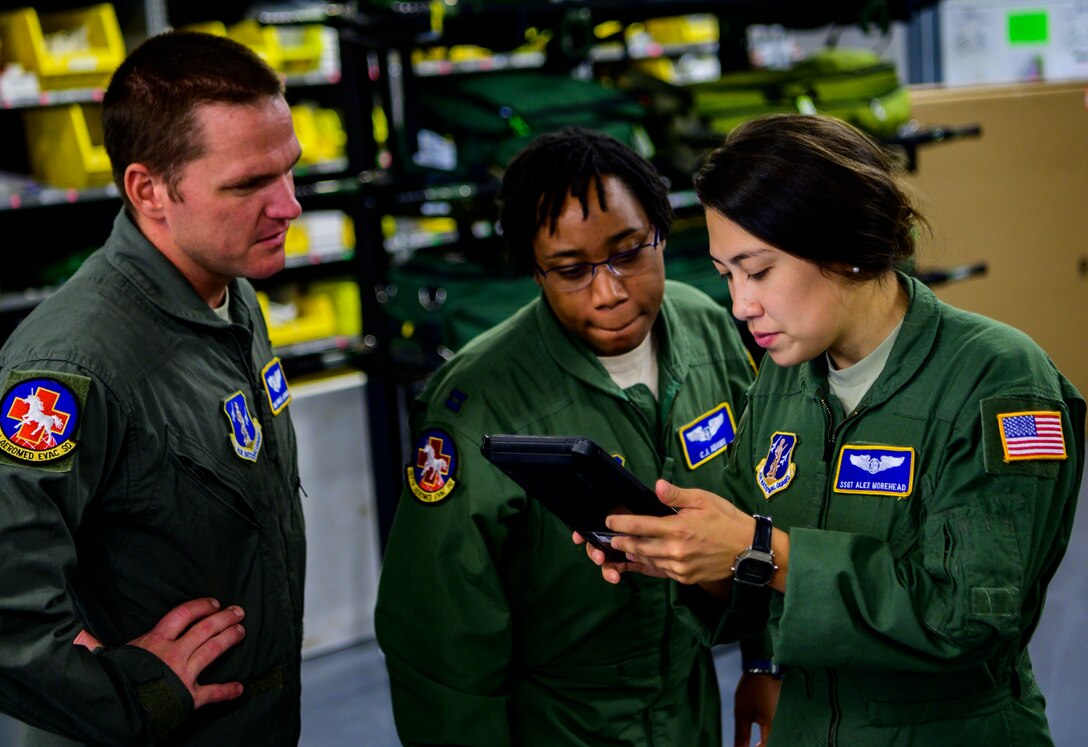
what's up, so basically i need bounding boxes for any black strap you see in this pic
[752,514,773,553]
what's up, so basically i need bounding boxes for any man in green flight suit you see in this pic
[376,127,776,745]
[0,33,306,744]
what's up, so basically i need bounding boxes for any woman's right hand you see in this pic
[572,531,667,584]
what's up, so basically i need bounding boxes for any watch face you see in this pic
[734,556,775,586]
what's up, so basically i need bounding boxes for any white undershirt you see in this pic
[597,332,659,400]
[212,286,231,322]
[827,319,904,414]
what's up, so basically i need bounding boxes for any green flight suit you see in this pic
[0,212,306,745]
[678,274,1085,746]
[376,281,756,746]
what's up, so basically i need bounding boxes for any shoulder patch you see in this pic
[678,402,737,469]
[755,431,797,499]
[982,396,1068,476]
[996,411,1066,461]
[833,445,914,499]
[0,370,89,471]
[407,428,458,504]
[261,357,292,415]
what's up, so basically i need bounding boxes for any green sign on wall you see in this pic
[1007,10,1049,44]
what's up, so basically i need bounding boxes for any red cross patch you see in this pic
[406,428,458,504]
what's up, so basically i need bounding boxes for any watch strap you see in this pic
[752,514,773,553]
[743,657,784,679]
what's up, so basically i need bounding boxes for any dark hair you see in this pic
[693,114,924,281]
[497,126,674,274]
[103,31,284,209]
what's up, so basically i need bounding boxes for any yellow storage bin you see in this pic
[284,222,310,258]
[258,290,338,347]
[643,15,718,45]
[283,212,354,264]
[310,279,362,337]
[292,103,346,166]
[181,20,228,36]
[24,103,112,189]
[229,20,326,75]
[0,4,125,90]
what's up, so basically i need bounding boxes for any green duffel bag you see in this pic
[689,47,910,138]
[784,48,910,137]
[416,71,653,177]
[687,67,798,135]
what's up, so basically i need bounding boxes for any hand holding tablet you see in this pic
[480,434,675,562]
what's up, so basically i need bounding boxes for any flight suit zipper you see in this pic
[819,396,867,464]
[645,595,675,746]
[816,394,865,529]
[228,327,305,675]
[815,393,864,746]
[827,669,841,747]
[819,396,836,463]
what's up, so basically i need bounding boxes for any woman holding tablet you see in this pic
[581,113,1084,746]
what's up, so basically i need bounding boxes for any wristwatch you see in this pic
[742,657,784,679]
[732,514,777,587]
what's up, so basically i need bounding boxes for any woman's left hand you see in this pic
[605,480,757,585]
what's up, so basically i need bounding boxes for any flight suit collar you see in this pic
[655,285,692,402]
[102,210,253,330]
[800,272,940,409]
[531,288,689,401]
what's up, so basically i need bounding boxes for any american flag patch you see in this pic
[996,411,1066,462]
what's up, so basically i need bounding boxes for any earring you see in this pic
[851,266,860,273]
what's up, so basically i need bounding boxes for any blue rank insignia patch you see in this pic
[0,377,80,463]
[261,357,292,415]
[834,445,915,499]
[407,428,457,504]
[222,391,263,462]
[755,432,797,499]
[678,402,737,470]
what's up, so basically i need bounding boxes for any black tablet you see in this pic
[480,434,675,562]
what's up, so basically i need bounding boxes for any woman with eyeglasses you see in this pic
[579,113,1085,746]
[376,126,773,746]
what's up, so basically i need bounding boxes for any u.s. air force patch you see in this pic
[755,432,797,499]
[0,370,89,470]
[407,428,457,504]
[222,391,263,462]
[678,402,737,469]
[833,445,914,499]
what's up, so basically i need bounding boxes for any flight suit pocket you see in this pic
[922,495,1025,640]
[146,425,262,604]
[166,425,259,529]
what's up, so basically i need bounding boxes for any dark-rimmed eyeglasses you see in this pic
[535,229,661,293]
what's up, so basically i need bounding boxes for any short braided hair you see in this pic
[498,127,673,274]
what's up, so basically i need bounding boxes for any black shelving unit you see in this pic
[330,0,947,548]
[1,0,952,551]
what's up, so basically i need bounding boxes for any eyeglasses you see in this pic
[535,230,661,293]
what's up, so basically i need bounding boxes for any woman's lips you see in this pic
[752,331,778,348]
